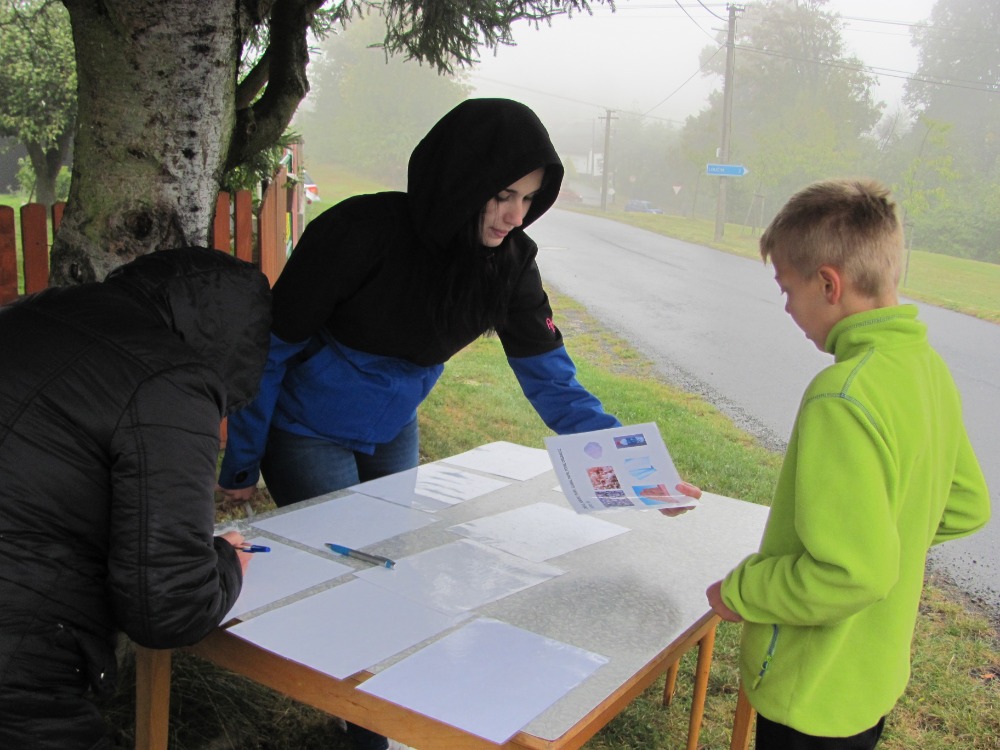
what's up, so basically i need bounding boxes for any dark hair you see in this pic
[425,164,557,336]
[429,211,518,336]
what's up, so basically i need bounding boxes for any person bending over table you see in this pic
[0,248,272,749]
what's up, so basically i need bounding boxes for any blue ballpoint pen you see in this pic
[325,543,395,569]
[236,544,270,553]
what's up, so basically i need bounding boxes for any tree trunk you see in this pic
[24,130,73,207]
[51,0,240,285]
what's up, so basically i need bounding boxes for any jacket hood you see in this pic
[407,98,564,249]
[104,247,272,413]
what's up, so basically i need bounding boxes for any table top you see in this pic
[222,452,768,743]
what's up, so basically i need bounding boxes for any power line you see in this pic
[643,46,725,117]
[838,15,927,29]
[671,0,720,43]
[467,74,690,125]
[735,44,1000,95]
[695,0,727,23]
[786,12,999,48]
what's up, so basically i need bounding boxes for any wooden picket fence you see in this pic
[0,147,305,305]
[0,157,307,447]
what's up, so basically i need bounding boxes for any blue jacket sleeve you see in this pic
[218,333,308,489]
[508,346,620,435]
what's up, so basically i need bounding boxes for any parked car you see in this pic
[302,171,321,203]
[625,199,663,214]
[558,188,584,204]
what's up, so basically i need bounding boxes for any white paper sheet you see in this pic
[545,423,697,513]
[228,578,468,679]
[447,503,629,562]
[352,462,510,511]
[223,537,353,621]
[439,441,553,481]
[354,539,564,615]
[359,618,608,744]
[250,493,436,552]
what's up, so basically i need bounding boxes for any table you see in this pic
[135,448,768,749]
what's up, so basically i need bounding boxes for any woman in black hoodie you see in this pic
[219,98,624,511]
[219,97,702,750]
[219,99,629,750]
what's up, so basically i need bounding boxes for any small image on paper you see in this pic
[633,484,685,507]
[586,466,621,490]
[595,490,631,508]
[613,433,648,449]
[624,456,656,480]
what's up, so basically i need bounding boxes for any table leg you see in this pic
[662,660,680,707]
[134,645,171,750]
[685,621,717,750]
[729,682,755,750]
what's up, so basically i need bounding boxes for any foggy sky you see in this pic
[469,0,936,132]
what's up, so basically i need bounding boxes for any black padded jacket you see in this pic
[0,248,270,742]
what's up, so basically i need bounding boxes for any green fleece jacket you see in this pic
[720,304,990,737]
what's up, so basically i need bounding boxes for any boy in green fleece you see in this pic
[706,179,990,750]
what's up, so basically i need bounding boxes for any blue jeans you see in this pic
[261,418,420,508]
[261,421,418,750]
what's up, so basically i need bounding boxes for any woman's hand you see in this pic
[216,484,256,503]
[657,481,702,517]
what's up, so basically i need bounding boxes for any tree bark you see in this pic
[51,0,240,285]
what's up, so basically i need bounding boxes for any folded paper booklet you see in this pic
[545,422,698,514]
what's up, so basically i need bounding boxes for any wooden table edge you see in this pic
[134,611,722,750]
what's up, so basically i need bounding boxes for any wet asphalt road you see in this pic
[530,208,999,618]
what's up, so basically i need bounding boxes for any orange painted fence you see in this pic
[0,149,305,304]
[0,162,306,448]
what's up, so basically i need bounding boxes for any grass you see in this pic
[0,193,21,211]
[302,163,396,225]
[899,251,1000,323]
[561,204,1000,325]
[418,293,782,505]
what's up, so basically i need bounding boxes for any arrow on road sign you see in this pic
[706,163,748,177]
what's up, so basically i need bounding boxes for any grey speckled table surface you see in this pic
[218,452,770,745]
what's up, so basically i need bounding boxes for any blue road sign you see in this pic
[706,163,748,177]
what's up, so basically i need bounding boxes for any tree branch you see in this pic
[236,48,271,110]
[227,0,324,171]
[379,0,600,73]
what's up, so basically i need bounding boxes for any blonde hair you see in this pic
[760,179,903,298]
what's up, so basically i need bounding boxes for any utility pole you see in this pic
[599,109,617,211]
[714,4,743,241]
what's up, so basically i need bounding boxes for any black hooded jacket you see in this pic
[0,248,271,715]
[219,98,618,491]
[267,97,566,363]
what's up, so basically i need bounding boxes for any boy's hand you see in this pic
[706,579,743,622]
